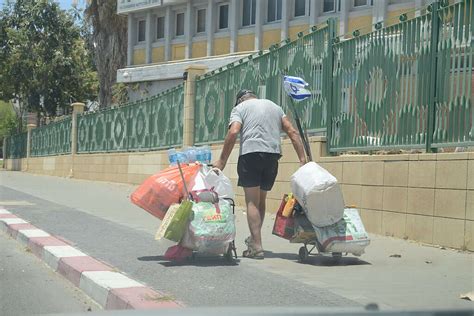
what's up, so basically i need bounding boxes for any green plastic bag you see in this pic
[155,200,193,242]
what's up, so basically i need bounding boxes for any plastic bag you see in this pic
[272,195,295,240]
[164,245,192,261]
[190,165,234,199]
[313,208,370,256]
[131,163,201,219]
[155,201,193,242]
[186,200,235,254]
[291,162,345,227]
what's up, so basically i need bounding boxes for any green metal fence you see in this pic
[31,117,72,157]
[330,8,435,151]
[4,1,472,157]
[432,0,473,148]
[77,84,184,153]
[330,0,473,152]
[194,21,335,144]
[5,132,27,159]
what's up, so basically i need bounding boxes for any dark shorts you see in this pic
[237,152,281,191]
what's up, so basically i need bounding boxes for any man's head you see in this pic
[235,89,257,106]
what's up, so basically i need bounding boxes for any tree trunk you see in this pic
[86,0,127,108]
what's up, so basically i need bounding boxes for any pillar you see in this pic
[255,0,263,50]
[145,11,153,64]
[2,136,7,168]
[281,0,290,40]
[185,0,193,59]
[70,102,85,177]
[207,0,215,56]
[230,0,239,53]
[25,123,36,171]
[127,14,134,66]
[183,65,208,147]
[309,0,320,27]
[339,0,349,36]
[372,0,388,26]
[165,6,172,61]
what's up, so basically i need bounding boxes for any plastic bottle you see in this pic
[195,147,204,163]
[176,151,187,164]
[186,147,197,163]
[204,146,212,164]
[168,149,177,165]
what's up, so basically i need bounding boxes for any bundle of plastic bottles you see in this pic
[168,146,212,165]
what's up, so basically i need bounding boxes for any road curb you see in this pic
[0,208,183,310]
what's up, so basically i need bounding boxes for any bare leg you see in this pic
[258,190,267,230]
[244,186,263,251]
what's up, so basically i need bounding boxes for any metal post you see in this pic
[426,2,440,153]
[2,137,7,165]
[70,102,85,177]
[25,123,36,171]
[183,65,208,147]
[326,18,337,156]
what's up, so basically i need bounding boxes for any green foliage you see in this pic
[85,0,127,108]
[0,101,18,141]
[0,0,98,122]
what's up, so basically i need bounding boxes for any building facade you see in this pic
[117,0,429,100]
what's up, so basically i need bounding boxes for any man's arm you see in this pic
[213,122,242,171]
[282,116,307,166]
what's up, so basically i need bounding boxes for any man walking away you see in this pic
[214,89,306,259]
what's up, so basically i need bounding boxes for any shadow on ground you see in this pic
[264,251,371,266]
[137,255,241,267]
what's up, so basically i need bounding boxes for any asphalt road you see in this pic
[0,230,100,316]
[0,171,473,310]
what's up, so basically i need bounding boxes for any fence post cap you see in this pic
[71,102,86,114]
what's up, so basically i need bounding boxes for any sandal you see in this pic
[242,249,264,259]
[242,245,264,260]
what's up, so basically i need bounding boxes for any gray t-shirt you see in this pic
[229,98,286,156]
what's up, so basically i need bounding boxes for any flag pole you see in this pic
[289,98,313,162]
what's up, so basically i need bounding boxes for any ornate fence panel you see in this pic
[77,84,184,153]
[30,117,72,157]
[5,132,27,159]
[330,8,434,152]
[194,23,332,144]
[432,0,473,148]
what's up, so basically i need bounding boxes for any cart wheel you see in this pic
[298,246,309,262]
[231,241,238,259]
[224,245,234,262]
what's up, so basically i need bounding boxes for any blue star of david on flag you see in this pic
[283,76,312,101]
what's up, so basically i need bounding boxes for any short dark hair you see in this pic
[235,89,256,106]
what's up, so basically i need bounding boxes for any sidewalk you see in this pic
[1,171,472,309]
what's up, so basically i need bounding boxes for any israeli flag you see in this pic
[283,76,312,101]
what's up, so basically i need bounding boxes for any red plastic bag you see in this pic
[164,245,193,261]
[131,163,201,220]
[272,195,295,240]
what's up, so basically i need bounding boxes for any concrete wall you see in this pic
[6,137,472,251]
[318,152,474,251]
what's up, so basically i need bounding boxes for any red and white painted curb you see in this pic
[0,208,182,310]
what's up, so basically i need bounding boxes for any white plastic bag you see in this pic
[313,208,370,256]
[291,162,345,227]
[190,165,234,199]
